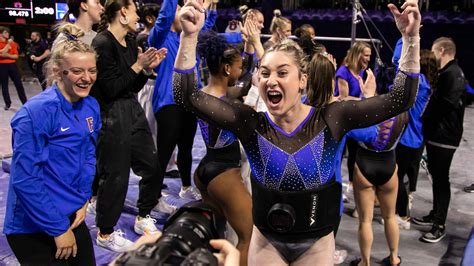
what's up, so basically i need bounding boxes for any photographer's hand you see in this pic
[210,239,240,266]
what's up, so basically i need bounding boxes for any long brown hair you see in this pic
[97,0,133,33]
[420,49,438,91]
[306,54,336,108]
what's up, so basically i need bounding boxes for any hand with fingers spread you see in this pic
[388,0,421,37]
[148,47,168,70]
[70,202,88,230]
[210,239,240,266]
[136,47,159,70]
[54,229,77,260]
[179,0,206,37]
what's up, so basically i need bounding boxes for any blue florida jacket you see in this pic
[4,85,101,237]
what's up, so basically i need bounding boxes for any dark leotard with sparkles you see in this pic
[173,68,418,260]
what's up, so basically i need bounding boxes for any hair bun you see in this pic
[238,5,249,16]
[273,9,282,17]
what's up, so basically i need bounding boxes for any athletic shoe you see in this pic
[412,214,434,226]
[464,184,474,193]
[86,200,96,215]
[381,255,402,265]
[334,249,347,264]
[134,215,159,235]
[397,216,411,230]
[96,230,134,252]
[179,186,202,200]
[421,224,446,243]
[153,197,177,214]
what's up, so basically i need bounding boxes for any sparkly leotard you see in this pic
[195,109,241,187]
[173,68,418,260]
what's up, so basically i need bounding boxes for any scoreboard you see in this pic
[0,0,68,23]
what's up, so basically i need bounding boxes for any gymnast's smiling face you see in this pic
[258,50,307,118]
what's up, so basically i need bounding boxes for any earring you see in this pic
[119,16,129,25]
[225,71,230,76]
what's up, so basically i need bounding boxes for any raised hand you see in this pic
[136,47,158,70]
[388,0,421,37]
[148,48,168,70]
[361,68,376,97]
[245,19,261,45]
[179,0,206,37]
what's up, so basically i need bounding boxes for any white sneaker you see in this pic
[334,249,347,264]
[179,186,202,200]
[153,197,177,214]
[397,215,411,230]
[96,230,134,252]
[86,200,96,215]
[134,215,159,235]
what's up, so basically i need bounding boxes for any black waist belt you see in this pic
[251,177,341,241]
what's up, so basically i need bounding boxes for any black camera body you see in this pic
[115,202,225,266]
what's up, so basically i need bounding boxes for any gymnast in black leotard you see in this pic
[173,1,420,265]
[192,27,261,265]
[350,3,422,263]
[356,112,409,186]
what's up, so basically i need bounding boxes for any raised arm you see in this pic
[325,0,421,140]
[173,0,257,141]
[148,0,178,48]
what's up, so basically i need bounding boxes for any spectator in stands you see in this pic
[0,27,27,110]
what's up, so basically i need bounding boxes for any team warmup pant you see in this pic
[0,63,27,106]
[96,98,163,234]
[155,104,197,187]
[395,143,424,217]
[6,217,95,265]
[426,143,457,226]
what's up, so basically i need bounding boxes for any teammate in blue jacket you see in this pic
[4,39,100,265]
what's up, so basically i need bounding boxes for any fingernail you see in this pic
[200,8,206,12]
